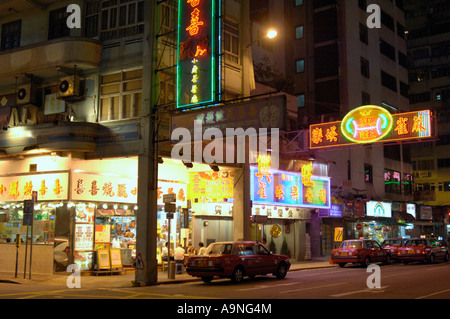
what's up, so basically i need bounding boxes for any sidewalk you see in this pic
[0,257,334,289]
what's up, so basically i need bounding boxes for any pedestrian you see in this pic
[187,243,197,255]
[161,242,169,261]
[198,242,206,255]
[174,243,185,263]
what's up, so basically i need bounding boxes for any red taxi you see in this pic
[330,239,391,268]
[397,238,449,264]
[185,241,290,283]
[381,239,405,261]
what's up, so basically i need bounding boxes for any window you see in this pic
[295,0,303,6]
[224,19,239,64]
[381,10,394,31]
[358,0,366,10]
[362,91,371,105]
[398,51,408,68]
[100,69,143,122]
[380,39,396,61]
[297,94,305,108]
[295,25,304,39]
[444,182,450,192]
[400,81,408,98]
[385,169,401,194]
[397,22,406,39]
[49,7,71,40]
[381,70,397,92]
[84,0,144,40]
[364,164,373,183]
[1,20,21,51]
[296,59,305,73]
[360,57,370,78]
[359,23,368,45]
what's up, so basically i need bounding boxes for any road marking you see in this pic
[330,286,389,298]
[280,282,347,294]
[425,265,449,271]
[237,282,300,292]
[415,288,450,299]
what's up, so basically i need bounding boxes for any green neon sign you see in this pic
[177,0,221,109]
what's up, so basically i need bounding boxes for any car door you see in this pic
[372,241,385,262]
[253,243,275,274]
[237,244,260,275]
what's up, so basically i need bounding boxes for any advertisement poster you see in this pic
[188,171,234,203]
[74,224,94,251]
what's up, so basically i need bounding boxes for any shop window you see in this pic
[0,205,56,244]
[100,69,143,122]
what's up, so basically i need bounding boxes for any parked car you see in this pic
[381,239,405,261]
[185,241,290,283]
[397,238,449,264]
[330,239,391,268]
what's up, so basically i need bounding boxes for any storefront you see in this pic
[249,159,331,260]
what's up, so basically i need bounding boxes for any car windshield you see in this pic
[204,243,233,255]
[340,241,362,249]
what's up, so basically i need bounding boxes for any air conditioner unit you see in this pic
[58,75,81,99]
[16,83,36,105]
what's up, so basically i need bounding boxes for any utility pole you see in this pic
[134,0,158,286]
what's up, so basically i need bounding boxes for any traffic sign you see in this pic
[163,193,176,204]
[23,200,34,226]
[133,252,145,270]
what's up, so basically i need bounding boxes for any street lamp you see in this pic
[246,28,278,49]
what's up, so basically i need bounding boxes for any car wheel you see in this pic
[275,262,288,279]
[231,266,245,283]
[363,257,371,268]
[403,260,409,265]
[201,276,213,283]
[338,263,346,268]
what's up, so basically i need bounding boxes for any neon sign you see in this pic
[341,105,393,144]
[310,107,433,149]
[177,0,221,109]
[250,165,331,209]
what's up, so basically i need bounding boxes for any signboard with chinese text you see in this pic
[250,165,331,209]
[157,181,187,207]
[171,95,286,142]
[0,173,69,202]
[177,0,220,108]
[188,170,234,203]
[74,223,94,251]
[71,173,138,204]
[310,107,432,149]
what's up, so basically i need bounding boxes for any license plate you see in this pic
[197,260,207,267]
[341,252,348,256]
[408,250,414,254]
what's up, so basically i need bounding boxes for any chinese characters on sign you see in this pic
[0,173,69,201]
[177,0,220,108]
[250,164,331,209]
[71,173,138,204]
[310,107,432,149]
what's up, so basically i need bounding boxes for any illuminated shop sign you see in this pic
[366,201,392,218]
[250,163,331,209]
[177,0,220,109]
[310,106,432,149]
[0,173,69,202]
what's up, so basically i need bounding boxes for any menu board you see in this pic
[110,249,122,269]
[97,249,110,270]
[95,225,111,243]
[74,224,94,251]
[75,204,95,223]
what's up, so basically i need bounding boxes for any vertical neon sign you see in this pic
[177,0,220,109]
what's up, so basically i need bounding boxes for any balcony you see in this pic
[0,37,101,86]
